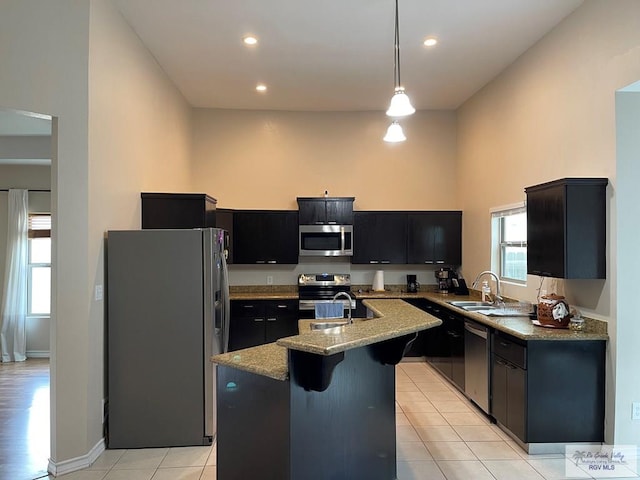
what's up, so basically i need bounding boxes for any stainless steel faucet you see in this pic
[332,292,353,324]
[471,271,503,305]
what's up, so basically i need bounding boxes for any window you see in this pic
[491,204,527,283]
[28,214,51,316]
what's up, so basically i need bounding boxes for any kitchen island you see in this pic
[211,299,441,480]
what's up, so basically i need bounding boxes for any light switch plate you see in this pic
[95,284,103,301]
[632,402,640,420]
[266,275,274,285]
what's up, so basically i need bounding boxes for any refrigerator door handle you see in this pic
[221,242,231,354]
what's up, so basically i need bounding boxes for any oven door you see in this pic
[299,225,353,257]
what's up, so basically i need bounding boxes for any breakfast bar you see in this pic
[211,299,442,480]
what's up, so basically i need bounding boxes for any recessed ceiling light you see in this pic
[256,84,267,92]
[423,36,438,47]
[243,35,258,46]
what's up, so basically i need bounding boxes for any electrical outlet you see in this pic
[632,402,640,420]
[95,284,103,301]
[266,275,274,285]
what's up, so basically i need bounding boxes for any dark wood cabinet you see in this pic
[215,208,234,264]
[403,299,464,389]
[141,192,216,229]
[407,212,462,266]
[233,210,299,264]
[525,178,608,279]
[229,300,299,351]
[352,211,407,264]
[492,333,527,441]
[297,197,354,225]
[491,331,605,445]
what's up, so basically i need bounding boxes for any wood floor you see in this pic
[0,358,50,480]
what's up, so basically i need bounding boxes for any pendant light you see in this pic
[386,0,415,118]
[383,121,406,143]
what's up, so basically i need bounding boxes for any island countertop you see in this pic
[211,298,442,380]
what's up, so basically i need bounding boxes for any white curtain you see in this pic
[0,189,29,362]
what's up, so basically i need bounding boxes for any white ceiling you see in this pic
[113,0,583,111]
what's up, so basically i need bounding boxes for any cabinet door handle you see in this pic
[314,221,324,224]
[328,221,337,225]
[266,318,277,322]
[253,318,264,322]
[436,260,445,264]
[496,358,508,366]
[242,305,255,309]
[277,305,289,309]
[256,260,266,264]
[381,260,390,264]
[424,260,434,264]
[267,260,277,264]
[499,341,510,348]
[369,260,379,264]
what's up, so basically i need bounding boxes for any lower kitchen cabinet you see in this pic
[491,331,606,445]
[229,300,298,351]
[492,334,526,441]
[402,299,464,390]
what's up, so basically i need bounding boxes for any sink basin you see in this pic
[308,317,374,334]
[310,321,348,334]
[460,305,499,312]
[447,301,532,317]
[447,301,494,308]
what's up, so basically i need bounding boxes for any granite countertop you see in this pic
[230,285,298,300]
[212,298,442,380]
[276,299,442,355]
[227,285,608,341]
[212,342,289,381]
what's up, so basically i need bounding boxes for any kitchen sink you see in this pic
[447,301,494,308]
[309,317,373,334]
[310,321,348,334]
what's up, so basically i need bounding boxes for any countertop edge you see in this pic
[276,299,442,355]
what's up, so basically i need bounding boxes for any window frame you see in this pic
[27,213,51,317]
[490,203,527,285]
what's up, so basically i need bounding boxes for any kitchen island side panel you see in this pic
[289,346,397,480]
[216,365,290,480]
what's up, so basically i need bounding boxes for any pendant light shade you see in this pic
[388,0,414,118]
[386,87,415,117]
[383,121,406,143]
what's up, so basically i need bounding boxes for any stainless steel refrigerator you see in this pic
[106,228,229,448]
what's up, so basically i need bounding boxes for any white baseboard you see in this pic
[48,437,105,476]
[27,350,50,358]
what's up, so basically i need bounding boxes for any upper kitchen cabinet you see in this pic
[407,212,462,266]
[297,197,354,225]
[233,210,299,264]
[525,178,608,279]
[141,192,216,229]
[215,208,234,264]
[352,211,407,264]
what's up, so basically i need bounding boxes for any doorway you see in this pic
[0,108,53,479]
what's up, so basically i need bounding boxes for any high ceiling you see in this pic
[113,0,583,111]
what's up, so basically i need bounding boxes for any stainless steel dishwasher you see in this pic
[464,320,490,414]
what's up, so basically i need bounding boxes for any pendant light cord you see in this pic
[394,0,401,89]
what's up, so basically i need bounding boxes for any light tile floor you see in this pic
[54,362,637,480]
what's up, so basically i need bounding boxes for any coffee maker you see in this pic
[435,267,457,293]
[406,274,419,293]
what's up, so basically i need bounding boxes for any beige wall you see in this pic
[1,0,192,470]
[191,109,458,210]
[85,0,193,466]
[0,0,91,465]
[457,0,640,444]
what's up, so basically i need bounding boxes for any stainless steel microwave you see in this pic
[299,225,353,257]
